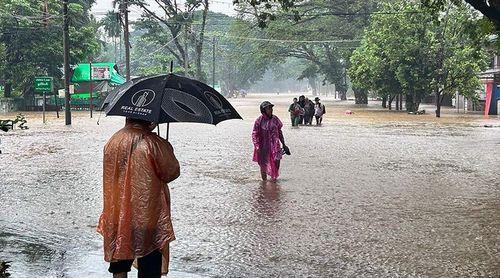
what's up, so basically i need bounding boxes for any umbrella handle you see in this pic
[166,123,170,141]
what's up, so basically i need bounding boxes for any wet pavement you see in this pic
[1,94,499,277]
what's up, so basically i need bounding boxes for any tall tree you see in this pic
[0,0,100,100]
[234,0,500,31]
[133,0,210,80]
[349,1,489,114]
[100,11,122,63]
[235,0,377,102]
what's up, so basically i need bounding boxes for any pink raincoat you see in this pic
[252,114,283,179]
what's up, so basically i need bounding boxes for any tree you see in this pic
[132,0,210,80]
[422,0,500,30]
[128,12,270,91]
[214,18,272,94]
[349,1,489,114]
[349,5,403,110]
[100,11,122,63]
[0,0,101,101]
[234,0,377,102]
[431,2,489,117]
[234,0,500,31]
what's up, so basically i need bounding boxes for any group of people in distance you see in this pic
[288,95,326,126]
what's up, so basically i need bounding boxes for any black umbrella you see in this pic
[101,74,242,133]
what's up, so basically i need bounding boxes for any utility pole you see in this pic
[89,58,93,118]
[212,37,216,87]
[44,0,59,118]
[184,25,189,77]
[122,0,131,81]
[63,0,71,125]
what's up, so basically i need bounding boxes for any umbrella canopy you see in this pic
[102,74,242,125]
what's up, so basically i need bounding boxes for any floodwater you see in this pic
[1,94,499,277]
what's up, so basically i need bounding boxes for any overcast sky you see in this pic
[91,0,237,21]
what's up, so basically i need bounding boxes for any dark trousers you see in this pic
[315,116,323,125]
[108,249,162,278]
[304,115,313,125]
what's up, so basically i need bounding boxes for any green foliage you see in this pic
[235,0,500,31]
[100,11,121,38]
[422,0,500,30]
[0,0,101,98]
[130,12,270,91]
[349,1,489,112]
[216,19,271,92]
[233,0,377,98]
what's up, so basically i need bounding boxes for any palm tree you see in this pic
[100,10,122,63]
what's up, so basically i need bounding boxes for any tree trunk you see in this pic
[339,90,347,100]
[435,90,441,117]
[195,45,203,81]
[399,93,403,110]
[308,76,318,96]
[4,83,12,98]
[396,94,400,110]
[382,96,387,108]
[354,88,368,104]
[194,0,209,81]
[388,95,395,110]
[406,95,414,112]
[412,91,419,112]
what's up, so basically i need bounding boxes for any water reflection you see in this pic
[254,181,281,217]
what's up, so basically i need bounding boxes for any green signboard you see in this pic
[34,77,53,93]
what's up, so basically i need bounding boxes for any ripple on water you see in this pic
[1,97,499,277]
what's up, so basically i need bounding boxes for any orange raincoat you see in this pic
[97,122,180,264]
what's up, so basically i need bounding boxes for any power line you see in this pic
[130,32,183,64]
[220,35,360,44]
[296,10,425,17]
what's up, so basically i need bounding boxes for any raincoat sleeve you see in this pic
[252,118,260,149]
[151,137,180,184]
[276,116,283,130]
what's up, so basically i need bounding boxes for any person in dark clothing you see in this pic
[298,95,306,125]
[303,97,315,125]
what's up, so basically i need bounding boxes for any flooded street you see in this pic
[1,94,499,277]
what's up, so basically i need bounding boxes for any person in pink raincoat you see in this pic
[252,101,290,181]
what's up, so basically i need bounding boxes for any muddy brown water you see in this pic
[1,95,499,277]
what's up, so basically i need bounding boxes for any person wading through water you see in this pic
[314,97,326,125]
[252,101,290,182]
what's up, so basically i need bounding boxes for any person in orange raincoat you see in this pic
[97,118,180,278]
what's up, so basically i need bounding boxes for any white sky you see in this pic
[91,0,237,21]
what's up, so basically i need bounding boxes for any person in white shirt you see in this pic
[314,97,326,125]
